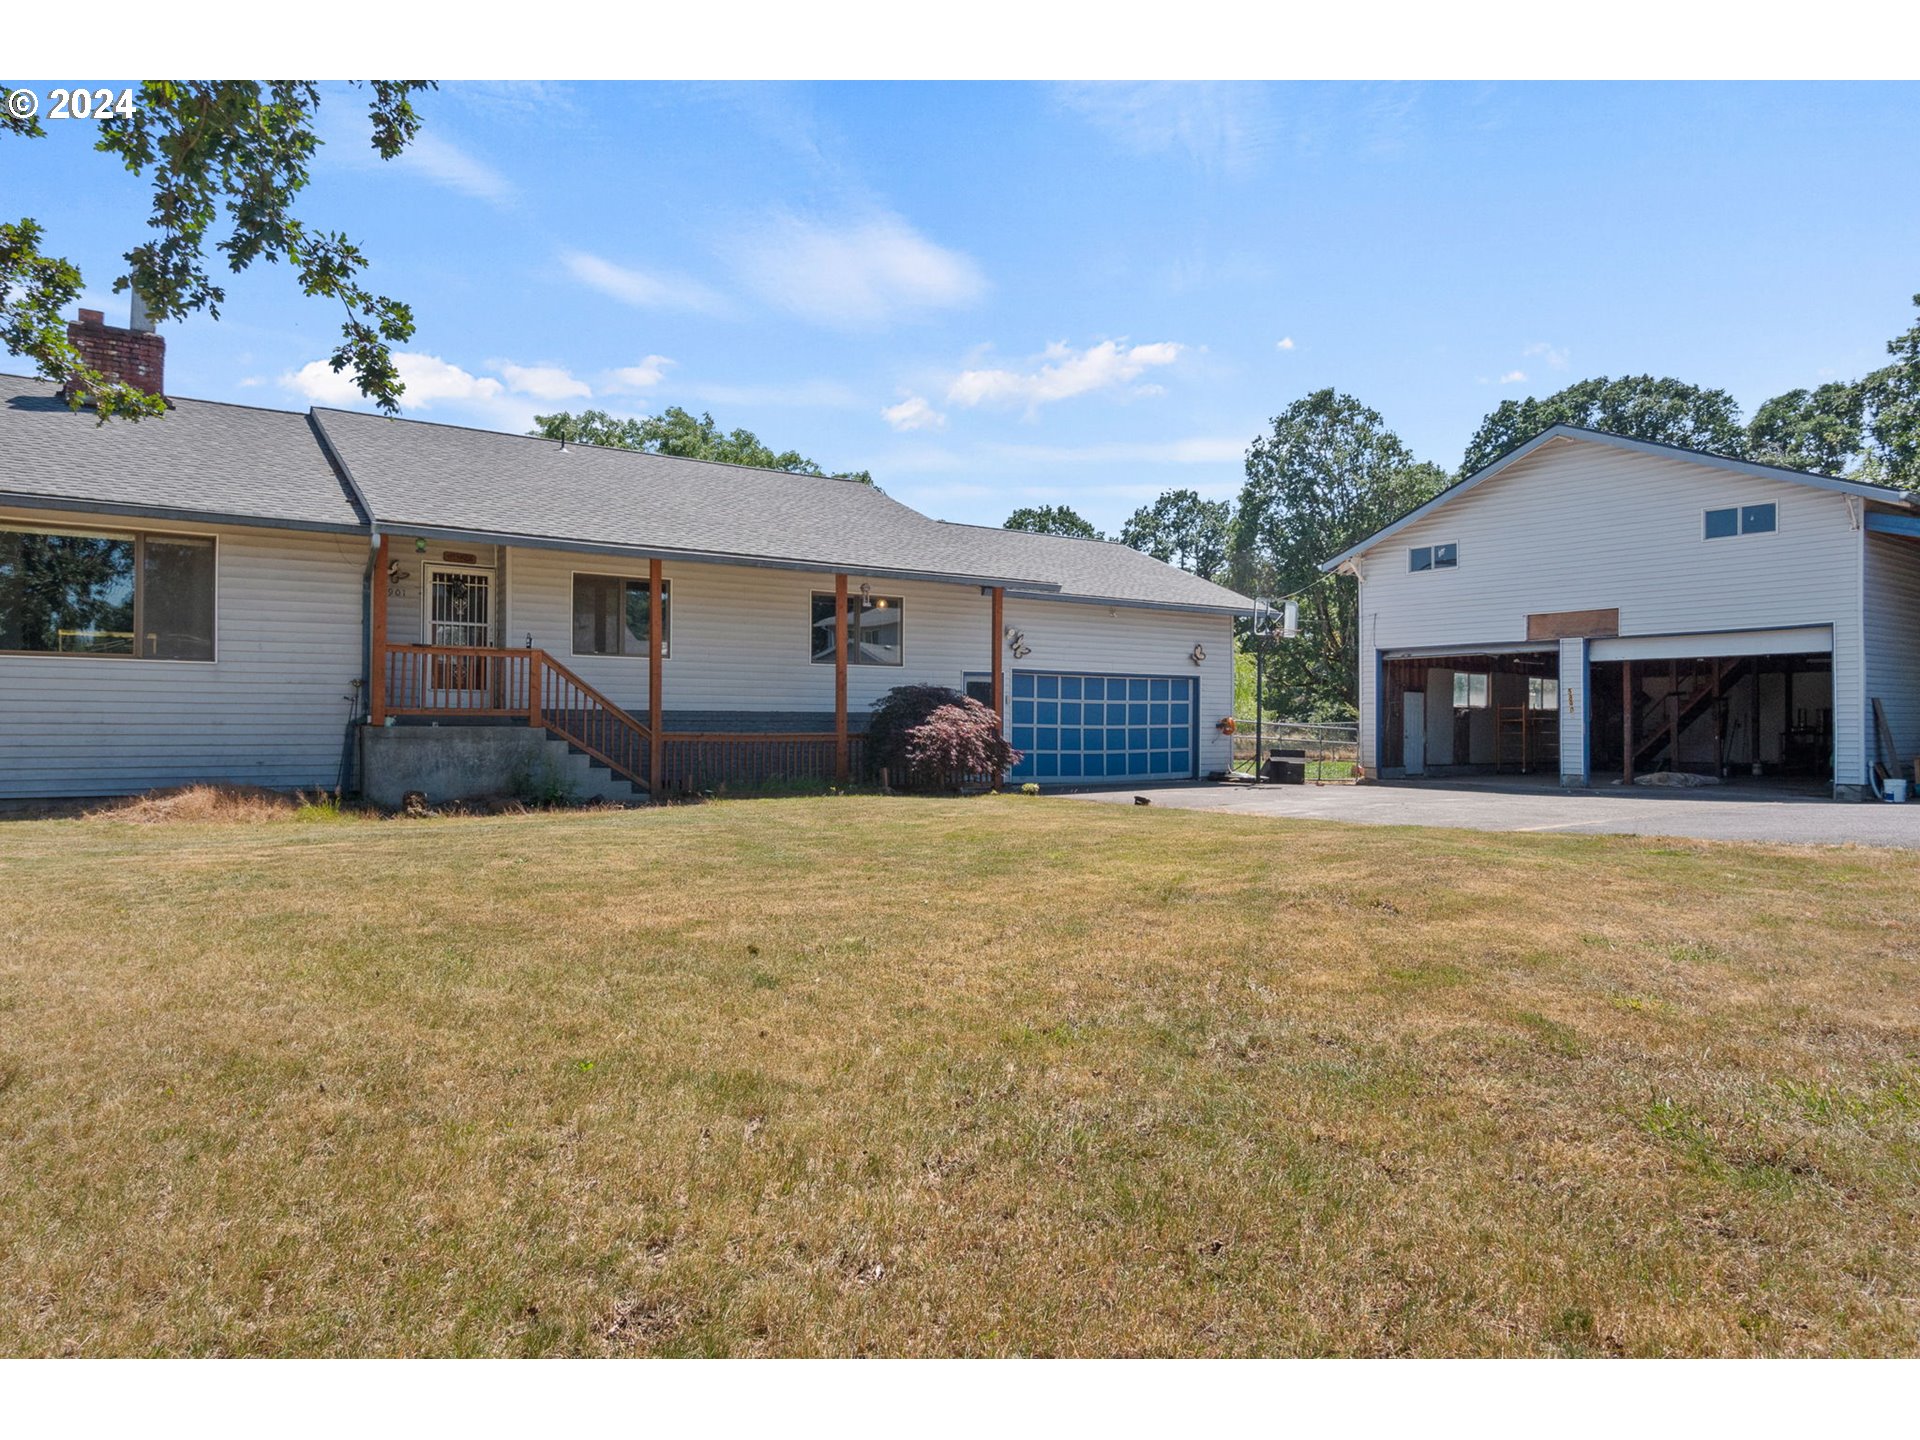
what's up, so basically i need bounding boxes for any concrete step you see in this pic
[539,734,648,806]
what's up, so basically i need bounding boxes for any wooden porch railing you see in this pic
[660,732,866,792]
[374,642,876,794]
[379,642,655,792]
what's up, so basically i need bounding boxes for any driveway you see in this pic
[1062,776,1920,848]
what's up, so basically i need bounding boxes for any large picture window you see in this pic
[0,525,214,660]
[572,573,669,658]
[810,591,904,666]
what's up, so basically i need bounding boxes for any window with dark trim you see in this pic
[1705,503,1775,539]
[1410,542,1458,572]
[810,592,904,666]
[571,573,669,658]
[0,524,214,660]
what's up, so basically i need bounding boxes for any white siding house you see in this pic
[1322,427,1920,799]
[0,504,368,798]
[2,350,1249,802]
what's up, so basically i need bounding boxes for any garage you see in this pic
[1007,670,1198,784]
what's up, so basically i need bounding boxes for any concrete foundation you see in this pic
[358,723,644,808]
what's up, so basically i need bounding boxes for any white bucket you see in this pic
[1887,778,1910,804]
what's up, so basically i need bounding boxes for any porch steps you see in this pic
[535,734,650,806]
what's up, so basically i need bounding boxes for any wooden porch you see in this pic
[367,540,1000,795]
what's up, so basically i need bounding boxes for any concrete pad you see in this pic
[1059,776,1920,849]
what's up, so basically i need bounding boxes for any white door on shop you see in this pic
[1403,692,1426,775]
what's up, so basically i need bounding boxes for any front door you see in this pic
[425,567,494,703]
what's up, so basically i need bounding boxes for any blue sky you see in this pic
[7,80,1920,530]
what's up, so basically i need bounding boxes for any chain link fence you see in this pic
[1230,719,1361,783]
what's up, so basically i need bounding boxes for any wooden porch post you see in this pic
[369,534,389,726]
[1621,659,1634,784]
[1669,659,1680,773]
[834,573,850,783]
[990,586,1005,718]
[648,558,664,788]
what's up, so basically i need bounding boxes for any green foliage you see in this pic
[866,684,968,782]
[1118,488,1232,581]
[1002,505,1104,539]
[1459,375,1747,477]
[3,81,430,422]
[528,406,872,484]
[1746,382,1866,474]
[1231,389,1447,720]
[1861,294,1920,489]
[508,753,577,808]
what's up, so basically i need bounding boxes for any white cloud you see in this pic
[881,395,946,432]
[947,340,1185,412]
[1499,369,1528,384]
[281,352,539,432]
[1056,82,1280,173]
[395,133,515,205]
[560,249,729,315]
[1276,336,1296,351]
[283,353,502,409]
[1524,341,1570,370]
[730,211,986,329]
[604,356,674,392]
[495,362,592,402]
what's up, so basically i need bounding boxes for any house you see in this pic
[0,311,1250,803]
[1321,425,1920,799]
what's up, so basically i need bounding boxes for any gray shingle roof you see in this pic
[0,374,363,531]
[313,407,1252,609]
[0,373,1254,611]
[936,522,1252,613]
[312,406,1060,588]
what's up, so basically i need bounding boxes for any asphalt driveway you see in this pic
[1062,776,1920,848]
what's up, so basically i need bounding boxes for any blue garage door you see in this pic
[1008,671,1198,784]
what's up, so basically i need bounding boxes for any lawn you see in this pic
[2,795,1916,1356]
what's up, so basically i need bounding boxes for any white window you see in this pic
[1452,672,1489,709]
[572,573,669,658]
[0,524,214,660]
[1410,542,1458,572]
[1704,503,1776,540]
[811,592,903,666]
[1528,676,1558,711]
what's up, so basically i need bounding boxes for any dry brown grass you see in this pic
[0,796,1916,1356]
[80,783,345,825]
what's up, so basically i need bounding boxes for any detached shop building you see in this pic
[1321,426,1920,799]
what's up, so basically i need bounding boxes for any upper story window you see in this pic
[1704,503,1776,540]
[572,573,669,658]
[0,524,214,660]
[1410,542,1458,572]
[811,591,904,666]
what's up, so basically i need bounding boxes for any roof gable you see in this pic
[1320,425,1916,573]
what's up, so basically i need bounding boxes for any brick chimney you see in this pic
[65,301,166,400]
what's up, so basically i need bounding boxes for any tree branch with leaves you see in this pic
[1,80,430,422]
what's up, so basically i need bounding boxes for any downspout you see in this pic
[339,527,382,796]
